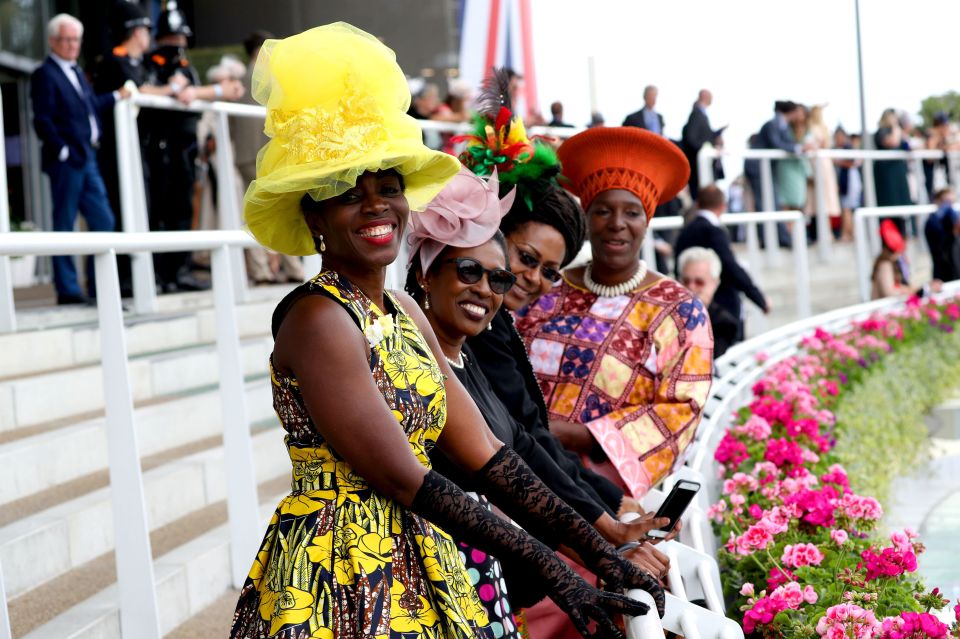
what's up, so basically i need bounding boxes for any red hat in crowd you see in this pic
[880,219,905,253]
[556,126,690,219]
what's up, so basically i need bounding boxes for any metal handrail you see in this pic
[0,230,263,638]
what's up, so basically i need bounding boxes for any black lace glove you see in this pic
[412,469,649,638]
[476,446,665,616]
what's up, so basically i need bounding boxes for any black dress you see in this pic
[467,308,625,518]
[429,344,610,609]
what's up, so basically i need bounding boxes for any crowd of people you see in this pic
[28,4,960,638]
[31,3,300,305]
[225,22,716,639]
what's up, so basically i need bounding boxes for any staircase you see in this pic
[0,284,294,638]
[0,238,936,637]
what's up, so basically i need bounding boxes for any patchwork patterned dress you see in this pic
[231,271,491,639]
[515,276,714,497]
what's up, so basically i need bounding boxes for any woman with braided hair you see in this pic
[231,25,662,638]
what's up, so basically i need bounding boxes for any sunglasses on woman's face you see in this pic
[441,258,517,294]
[514,247,562,283]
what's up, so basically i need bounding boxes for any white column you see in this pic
[812,152,832,262]
[211,246,262,587]
[853,211,871,302]
[213,111,250,302]
[791,216,812,317]
[0,560,10,639]
[0,86,15,333]
[115,99,157,315]
[759,158,781,267]
[94,250,162,638]
[697,147,714,190]
[303,254,322,280]
[862,158,877,208]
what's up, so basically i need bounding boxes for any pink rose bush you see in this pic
[711,297,960,637]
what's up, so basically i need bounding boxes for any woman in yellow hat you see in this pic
[230,23,662,639]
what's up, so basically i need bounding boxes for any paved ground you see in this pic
[884,400,960,611]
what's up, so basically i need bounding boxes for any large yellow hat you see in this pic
[243,23,461,256]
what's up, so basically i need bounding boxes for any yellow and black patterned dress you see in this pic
[231,271,491,639]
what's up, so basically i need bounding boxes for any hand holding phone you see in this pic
[647,480,700,539]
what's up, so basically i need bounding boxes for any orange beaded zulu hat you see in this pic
[556,127,690,219]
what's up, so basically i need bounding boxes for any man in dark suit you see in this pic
[674,185,769,342]
[677,246,739,358]
[31,13,129,304]
[681,89,724,199]
[623,85,663,135]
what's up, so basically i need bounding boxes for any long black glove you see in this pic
[476,446,666,616]
[412,469,648,639]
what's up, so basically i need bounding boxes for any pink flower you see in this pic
[945,303,960,321]
[735,522,775,556]
[831,529,849,545]
[706,500,726,522]
[839,493,883,521]
[739,582,755,597]
[767,566,797,589]
[889,530,913,554]
[748,504,764,519]
[803,585,819,604]
[742,596,787,634]
[781,543,825,568]
[815,603,880,639]
[765,438,806,468]
[735,415,772,440]
[878,611,950,638]
[860,545,918,581]
[768,581,818,610]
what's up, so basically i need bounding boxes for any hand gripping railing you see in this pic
[0,230,264,639]
[647,210,811,318]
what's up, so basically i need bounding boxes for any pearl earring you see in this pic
[318,235,326,252]
[424,293,431,310]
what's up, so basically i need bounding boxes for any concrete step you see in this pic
[0,377,274,507]
[0,333,273,435]
[0,425,288,599]
[0,290,282,380]
[19,494,285,639]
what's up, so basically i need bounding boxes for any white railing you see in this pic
[646,210,811,317]
[853,204,937,302]
[697,146,950,265]
[0,230,263,639]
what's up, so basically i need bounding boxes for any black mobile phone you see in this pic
[647,480,700,539]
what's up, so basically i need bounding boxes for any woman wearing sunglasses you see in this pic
[232,26,660,638]
[405,167,671,637]
[515,127,714,501]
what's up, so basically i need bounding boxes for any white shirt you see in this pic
[696,209,722,227]
[50,52,99,154]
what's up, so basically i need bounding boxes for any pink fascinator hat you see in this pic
[407,166,516,272]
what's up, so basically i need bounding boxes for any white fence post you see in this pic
[812,152,833,262]
[758,158,781,267]
[0,85,15,334]
[791,214,812,317]
[862,157,877,208]
[697,147,714,190]
[303,254,322,281]
[213,110,250,302]
[211,245,263,587]
[114,98,157,315]
[94,249,162,638]
[0,561,10,639]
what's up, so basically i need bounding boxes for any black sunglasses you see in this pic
[441,258,517,294]
[514,246,562,283]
